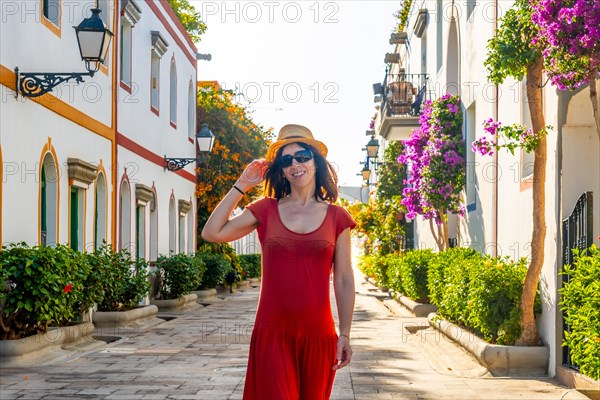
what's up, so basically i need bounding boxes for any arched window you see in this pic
[149,191,158,261]
[94,173,108,250]
[169,196,176,254]
[170,58,177,127]
[120,179,131,252]
[40,153,59,246]
[187,206,194,254]
[188,81,195,139]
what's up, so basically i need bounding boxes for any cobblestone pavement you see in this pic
[0,268,590,400]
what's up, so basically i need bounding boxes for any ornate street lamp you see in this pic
[164,124,215,172]
[366,135,380,159]
[361,165,371,181]
[15,8,113,98]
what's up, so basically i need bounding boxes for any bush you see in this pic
[0,243,98,340]
[560,245,600,380]
[387,249,434,303]
[427,248,538,345]
[154,253,206,299]
[427,247,479,322]
[239,254,261,279]
[93,246,150,312]
[198,252,230,289]
[357,253,394,288]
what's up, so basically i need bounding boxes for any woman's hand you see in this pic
[332,335,352,370]
[236,159,270,192]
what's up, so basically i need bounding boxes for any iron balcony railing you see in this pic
[376,73,429,118]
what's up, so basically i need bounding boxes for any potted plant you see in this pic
[151,253,205,310]
[0,243,98,361]
[91,244,157,331]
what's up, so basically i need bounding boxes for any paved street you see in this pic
[0,267,590,400]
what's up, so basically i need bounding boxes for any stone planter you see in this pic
[557,365,600,400]
[390,291,437,317]
[193,288,218,300]
[0,322,96,365]
[248,278,261,285]
[237,280,250,288]
[151,294,199,311]
[93,305,164,332]
[428,313,549,377]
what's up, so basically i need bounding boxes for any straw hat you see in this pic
[265,124,328,162]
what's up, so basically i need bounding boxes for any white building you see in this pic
[373,0,599,381]
[0,0,199,260]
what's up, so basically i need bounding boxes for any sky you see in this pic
[192,1,401,187]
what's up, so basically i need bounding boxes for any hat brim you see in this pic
[266,138,328,162]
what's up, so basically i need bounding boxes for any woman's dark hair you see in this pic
[263,142,338,202]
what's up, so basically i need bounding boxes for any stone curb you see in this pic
[0,322,95,360]
[151,293,200,310]
[390,291,438,317]
[427,313,549,377]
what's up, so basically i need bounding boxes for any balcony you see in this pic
[376,73,429,141]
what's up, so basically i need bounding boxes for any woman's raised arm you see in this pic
[201,159,269,243]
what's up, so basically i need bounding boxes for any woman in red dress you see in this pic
[202,124,356,399]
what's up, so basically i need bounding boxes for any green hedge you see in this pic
[362,247,538,345]
[0,243,98,339]
[427,248,538,345]
[154,253,206,299]
[387,249,434,303]
[91,245,150,312]
[560,245,600,380]
[357,253,395,288]
[198,252,230,289]
[239,254,261,279]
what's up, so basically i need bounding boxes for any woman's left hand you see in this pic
[332,335,352,370]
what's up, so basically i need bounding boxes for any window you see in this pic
[151,53,160,112]
[421,31,427,75]
[436,0,443,72]
[169,197,176,254]
[40,154,58,246]
[94,173,107,250]
[170,58,177,127]
[150,31,169,113]
[466,102,477,209]
[120,21,132,87]
[136,205,145,259]
[120,180,131,252]
[179,213,186,254]
[467,0,476,21]
[188,81,195,139]
[521,80,535,179]
[43,0,60,26]
[70,187,84,252]
[149,193,158,261]
[187,208,194,254]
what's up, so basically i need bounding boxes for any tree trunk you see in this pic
[429,218,446,252]
[588,72,600,141]
[516,56,546,346]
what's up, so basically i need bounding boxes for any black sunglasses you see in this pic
[279,149,313,168]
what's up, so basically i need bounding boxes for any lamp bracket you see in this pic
[15,67,93,99]
[164,157,199,172]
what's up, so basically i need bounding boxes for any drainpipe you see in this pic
[493,0,499,257]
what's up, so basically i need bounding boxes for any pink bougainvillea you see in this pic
[398,94,466,224]
[531,0,600,90]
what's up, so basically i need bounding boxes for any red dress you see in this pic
[243,197,356,400]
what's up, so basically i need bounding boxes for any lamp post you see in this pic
[15,8,113,98]
[164,124,215,172]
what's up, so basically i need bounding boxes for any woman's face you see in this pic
[280,143,316,188]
